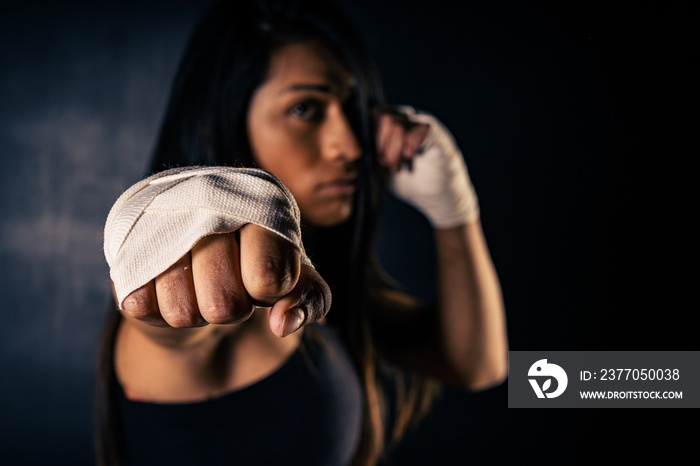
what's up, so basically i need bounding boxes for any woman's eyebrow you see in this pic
[283,83,333,94]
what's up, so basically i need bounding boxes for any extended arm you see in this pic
[103,167,331,401]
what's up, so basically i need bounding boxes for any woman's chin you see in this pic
[304,201,354,228]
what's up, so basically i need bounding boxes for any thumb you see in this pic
[268,265,332,338]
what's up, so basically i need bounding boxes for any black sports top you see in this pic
[117,323,363,466]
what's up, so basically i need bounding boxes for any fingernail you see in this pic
[281,308,305,337]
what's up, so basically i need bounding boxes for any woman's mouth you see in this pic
[316,176,356,196]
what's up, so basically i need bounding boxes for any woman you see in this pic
[96,0,508,465]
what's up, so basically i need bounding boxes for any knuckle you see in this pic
[163,308,200,328]
[122,305,152,322]
[164,313,199,328]
[199,285,252,324]
[121,290,156,320]
[311,283,332,321]
[201,301,252,325]
[201,304,231,324]
[246,255,297,299]
[298,268,332,323]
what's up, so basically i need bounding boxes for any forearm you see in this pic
[115,309,301,402]
[433,220,508,389]
[115,315,233,401]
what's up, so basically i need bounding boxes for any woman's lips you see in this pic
[316,177,356,195]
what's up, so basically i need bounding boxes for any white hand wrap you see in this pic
[390,106,480,229]
[103,166,311,309]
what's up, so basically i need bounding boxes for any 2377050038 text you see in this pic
[580,369,679,381]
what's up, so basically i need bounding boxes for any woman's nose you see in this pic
[321,104,362,163]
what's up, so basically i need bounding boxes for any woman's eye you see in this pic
[289,100,323,121]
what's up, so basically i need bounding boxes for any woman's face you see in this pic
[247,41,362,227]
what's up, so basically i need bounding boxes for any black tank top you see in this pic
[117,323,363,466]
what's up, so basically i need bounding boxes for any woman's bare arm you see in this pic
[431,220,507,389]
[373,108,508,389]
[370,221,507,390]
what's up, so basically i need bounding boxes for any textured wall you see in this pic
[0,1,694,464]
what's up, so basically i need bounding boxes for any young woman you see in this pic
[96,1,508,465]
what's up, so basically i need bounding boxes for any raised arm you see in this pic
[373,107,508,390]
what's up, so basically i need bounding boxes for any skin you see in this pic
[115,41,508,403]
[247,42,362,228]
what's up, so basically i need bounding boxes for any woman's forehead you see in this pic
[264,41,355,94]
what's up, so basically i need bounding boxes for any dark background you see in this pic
[1,0,696,464]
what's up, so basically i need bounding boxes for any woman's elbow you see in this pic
[453,357,509,391]
[466,366,508,391]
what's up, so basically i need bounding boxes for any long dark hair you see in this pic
[95,1,438,465]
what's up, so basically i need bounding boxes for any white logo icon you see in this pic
[528,359,568,398]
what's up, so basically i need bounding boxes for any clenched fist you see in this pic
[117,225,331,338]
[104,166,330,339]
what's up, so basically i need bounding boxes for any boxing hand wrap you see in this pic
[390,106,480,229]
[103,166,311,309]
